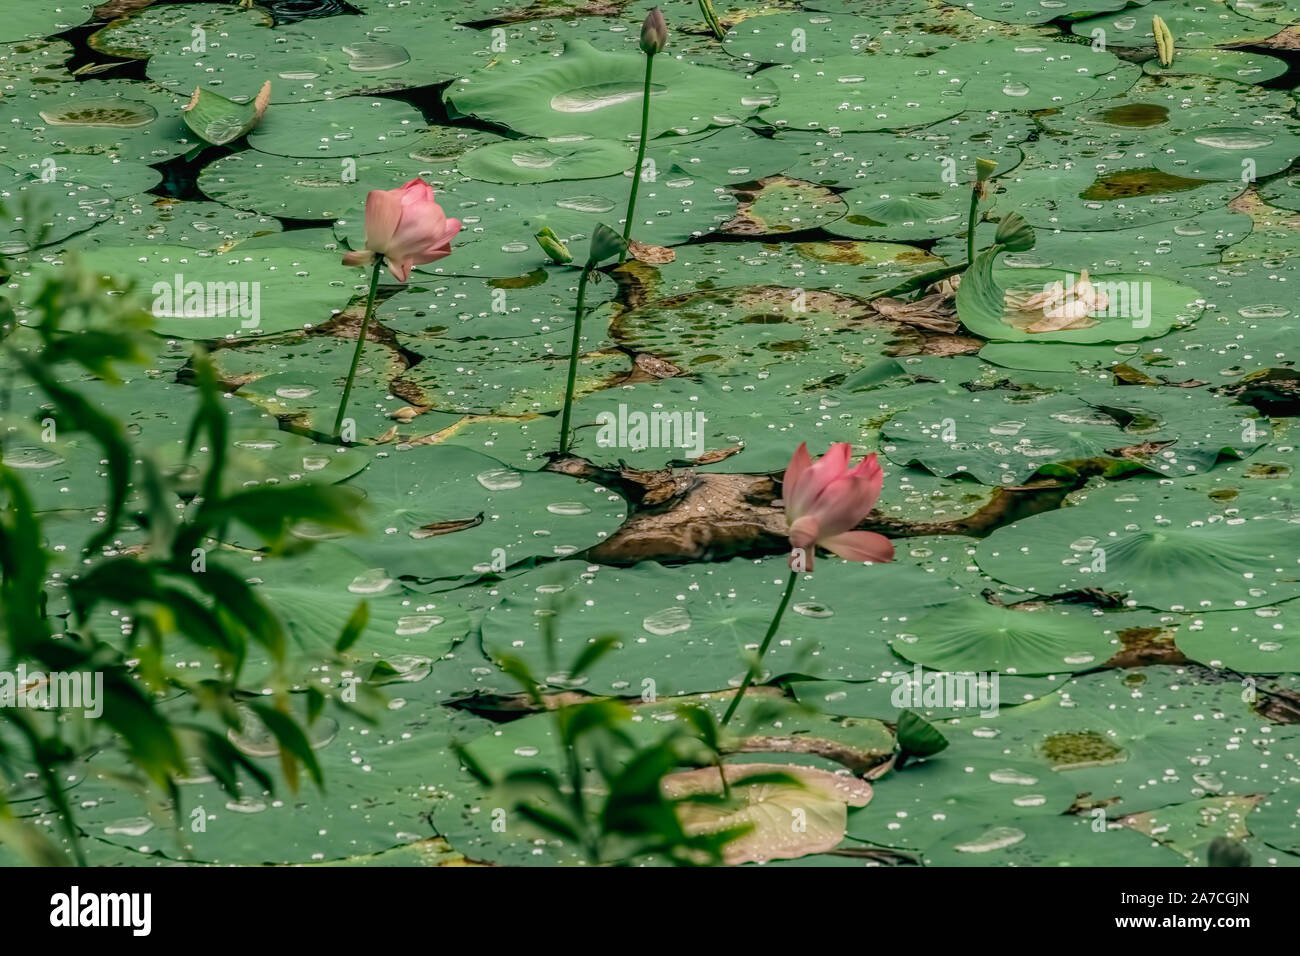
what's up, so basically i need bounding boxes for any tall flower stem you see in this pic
[557,266,592,456]
[619,55,655,262]
[333,256,384,439]
[722,569,799,727]
[966,185,981,266]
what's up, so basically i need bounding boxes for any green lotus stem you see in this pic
[619,54,655,261]
[557,266,592,456]
[722,569,799,727]
[332,255,383,440]
[698,0,726,40]
[966,185,981,266]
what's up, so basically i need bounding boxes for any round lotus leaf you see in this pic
[757,55,961,132]
[69,243,359,339]
[611,284,897,376]
[1141,46,1288,82]
[957,256,1205,344]
[978,499,1300,611]
[0,175,114,255]
[0,79,195,165]
[76,691,491,864]
[892,598,1124,675]
[1038,73,1292,147]
[395,305,615,363]
[645,126,807,184]
[1070,0,1285,47]
[847,746,1081,851]
[64,195,283,250]
[891,378,1272,483]
[617,238,944,302]
[1225,0,1300,22]
[145,16,491,104]
[777,113,1033,187]
[2,155,162,201]
[724,176,847,234]
[334,444,627,583]
[939,209,1249,275]
[0,38,74,92]
[921,813,1183,866]
[1153,126,1300,182]
[538,365,889,472]
[791,671,1068,722]
[446,39,777,139]
[827,180,967,242]
[212,331,406,387]
[480,557,964,697]
[0,376,269,512]
[196,149,435,221]
[881,390,1136,485]
[954,0,1148,24]
[941,666,1300,814]
[374,269,616,341]
[760,38,1121,132]
[247,97,427,158]
[1007,159,1245,232]
[721,12,875,64]
[396,349,629,416]
[0,2,96,43]
[88,2,273,60]
[160,426,369,497]
[1259,172,1300,212]
[458,137,634,184]
[1249,787,1300,855]
[1173,599,1300,671]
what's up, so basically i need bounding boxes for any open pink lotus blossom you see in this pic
[782,442,893,569]
[341,178,461,282]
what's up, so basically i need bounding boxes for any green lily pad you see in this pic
[0,175,114,255]
[458,137,634,184]
[247,97,427,158]
[892,598,1123,675]
[66,243,359,339]
[978,498,1300,611]
[1071,0,1285,47]
[335,443,627,583]
[88,3,272,60]
[1154,126,1300,182]
[721,12,876,64]
[0,2,96,43]
[480,557,964,697]
[447,39,777,139]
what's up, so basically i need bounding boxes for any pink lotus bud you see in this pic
[782,442,893,570]
[342,177,461,282]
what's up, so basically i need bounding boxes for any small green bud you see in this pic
[535,226,572,264]
[995,211,1036,252]
[897,709,949,758]
[975,158,998,182]
[587,223,627,267]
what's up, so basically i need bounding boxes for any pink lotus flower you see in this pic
[342,177,461,282]
[782,442,893,569]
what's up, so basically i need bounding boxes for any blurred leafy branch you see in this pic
[0,216,375,864]
[455,591,805,866]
